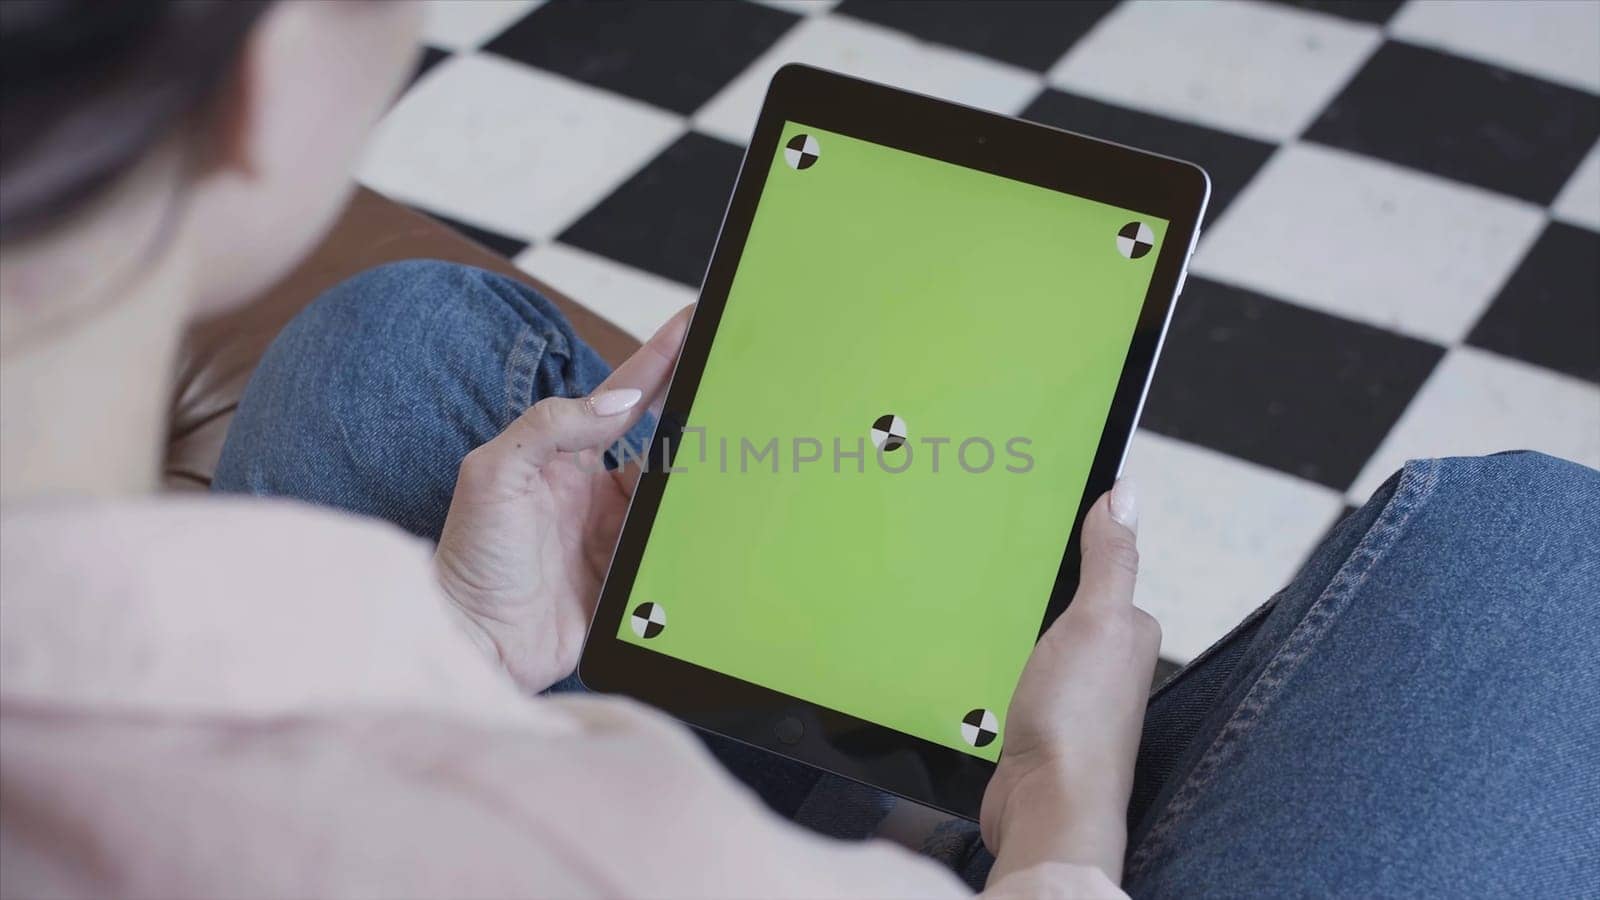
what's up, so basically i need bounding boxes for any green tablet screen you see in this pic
[617,122,1166,760]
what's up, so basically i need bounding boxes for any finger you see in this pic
[487,388,645,473]
[1071,480,1140,616]
[595,304,694,421]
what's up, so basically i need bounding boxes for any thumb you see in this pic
[1070,480,1141,617]
[469,387,644,484]
[593,304,693,418]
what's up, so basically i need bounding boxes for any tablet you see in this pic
[580,65,1208,820]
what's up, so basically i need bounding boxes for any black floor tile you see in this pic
[414,208,529,260]
[558,132,745,286]
[1467,222,1600,384]
[1020,88,1278,224]
[1304,41,1600,204]
[1141,277,1445,490]
[408,45,450,89]
[835,0,1115,72]
[1259,0,1402,25]
[482,0,798,115]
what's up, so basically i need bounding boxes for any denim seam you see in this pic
[503,324,544,426]
[1126,458,1442,877]
[489,269,574,425]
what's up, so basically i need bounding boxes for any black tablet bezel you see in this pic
[580,64,1209,820]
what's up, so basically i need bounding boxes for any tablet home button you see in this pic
[775,716,805,745]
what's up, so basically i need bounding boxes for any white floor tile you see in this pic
[1348,347,1600,503]
[514,242,697,342]
[1047,0,1381,142]
[692,16,1042,145]
[359,54,684,243]
[1390,0,1600,95]
[750,0,838,15]
[420,0,541,51]
[1121,430,1345,663]
[1191,143,1546,344]
[1552,141,1600,232]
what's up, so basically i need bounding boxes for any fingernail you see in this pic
[587,388,642,417]
[1110,478,1139,532]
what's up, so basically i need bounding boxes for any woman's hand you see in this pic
[434,307,692,693]
[980,482,1159,888]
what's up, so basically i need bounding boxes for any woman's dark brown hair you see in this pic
[0,0,268,240]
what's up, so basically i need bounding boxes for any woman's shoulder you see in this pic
[2,492,433,567]
[0,494,443,645]
[0,495,531,723]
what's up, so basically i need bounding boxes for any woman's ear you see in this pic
[178,1,421,318]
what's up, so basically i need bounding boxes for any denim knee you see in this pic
[1419,450,1599,531]
[1372,451,1599,626]
[213,260,622,538]
[278,260,593,414]
[1126,452,1599,896]
[1251,450,1598,694]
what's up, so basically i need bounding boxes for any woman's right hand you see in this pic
[979,482,1160,889]
[434,308,691,694]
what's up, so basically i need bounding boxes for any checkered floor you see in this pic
[361,0,1600,664]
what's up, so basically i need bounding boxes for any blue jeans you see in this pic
[215,261,1599,897]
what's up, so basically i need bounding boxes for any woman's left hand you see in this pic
[434,307,692,692]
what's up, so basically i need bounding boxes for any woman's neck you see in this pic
[0,251,190,502]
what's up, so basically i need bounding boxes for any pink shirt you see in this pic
[0,497,1120,898]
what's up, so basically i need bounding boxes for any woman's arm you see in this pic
[979,483,1159,895]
